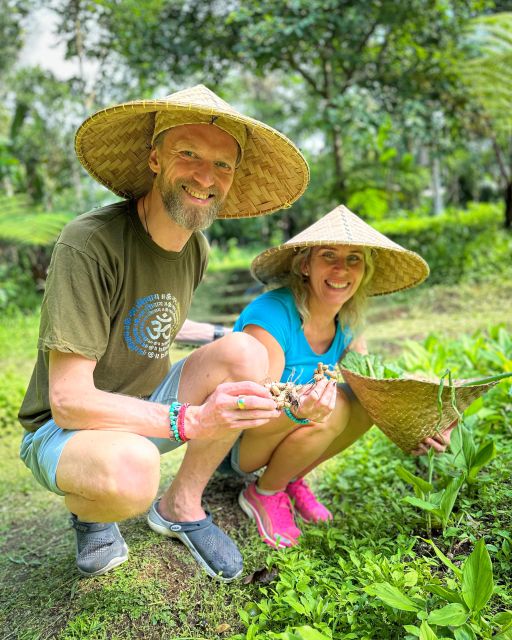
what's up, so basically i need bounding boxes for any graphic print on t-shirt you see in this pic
[123,293,180,359]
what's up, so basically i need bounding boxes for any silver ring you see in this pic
[236,395,246,410]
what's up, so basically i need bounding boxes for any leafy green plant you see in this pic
[367,539,512,639]
[449,415,496,486]
[398,466,465,533]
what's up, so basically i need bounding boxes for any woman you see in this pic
[232,204,453,549]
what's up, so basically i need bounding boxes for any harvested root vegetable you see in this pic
[313,362,338,382]
[263,380,302,410]
[264,362,337,409]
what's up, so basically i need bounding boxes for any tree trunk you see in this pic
[505,180,512,229]
[431,156,444,216]
[322,57,346,199]
[331,123,346,199]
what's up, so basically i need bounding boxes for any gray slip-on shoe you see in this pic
[147,499,243,582]
[70,515,129,577]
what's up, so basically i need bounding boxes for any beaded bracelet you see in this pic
[177,402,190,442]
[169,401,187,443]
[284,406,310,425]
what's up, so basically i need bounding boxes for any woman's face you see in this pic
[303,245,366,310]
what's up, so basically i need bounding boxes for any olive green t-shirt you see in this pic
[19,200,209,432]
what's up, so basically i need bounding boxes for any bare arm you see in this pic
[242,324,286,381]
[49,349,279,441]
[49,351,170,438]
[175,319,231,345]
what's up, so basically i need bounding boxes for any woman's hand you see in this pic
[410,419,458,456]
[294,377,338,424]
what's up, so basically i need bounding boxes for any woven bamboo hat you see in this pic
[251,204,429,295]
[75,84,309,219]
[339,368,502,452]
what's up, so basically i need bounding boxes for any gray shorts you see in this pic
[19,358,187,496]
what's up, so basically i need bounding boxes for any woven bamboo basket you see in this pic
[339,367,501,453]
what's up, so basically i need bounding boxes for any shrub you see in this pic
[374,203,511,285]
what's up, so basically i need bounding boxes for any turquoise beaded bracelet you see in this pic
[169,401,185,442]
[284,406,310,425]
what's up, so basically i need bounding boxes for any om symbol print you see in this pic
[123,293,180,359]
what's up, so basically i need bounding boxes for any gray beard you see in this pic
[157,176,223,232]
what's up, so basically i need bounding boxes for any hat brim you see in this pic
[251,204,429,296]
[251,241,429,296]
[340,368,499,452]
[75,100,309,219]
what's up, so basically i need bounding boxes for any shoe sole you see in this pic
[77,543,129,577]
[147,517,242,583]
[237,491,296,549]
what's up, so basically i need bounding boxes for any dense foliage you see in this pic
[234,327,512,640]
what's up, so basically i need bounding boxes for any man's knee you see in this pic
[107,442,161,508]
[61,437,161,514]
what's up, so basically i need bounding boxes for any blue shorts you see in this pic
[19,358,187,497]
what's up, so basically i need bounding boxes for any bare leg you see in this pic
[239,388,372,491]
[296,397,372,478]
[56,333,269,524]
[57,431,161,522]
[157,333,270,521]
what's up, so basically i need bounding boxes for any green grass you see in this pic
[1,277,511,639]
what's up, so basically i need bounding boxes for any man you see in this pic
[18,85,309,582]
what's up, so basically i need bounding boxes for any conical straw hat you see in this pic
[75,84,309,219]
[251,204,429,295]
[339,367,501,452]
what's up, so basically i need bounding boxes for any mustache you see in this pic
[180,180,222,200]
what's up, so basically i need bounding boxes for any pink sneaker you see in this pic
[238,483,301,548]
[286,478,333,523]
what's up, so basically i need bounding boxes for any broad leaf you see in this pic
[427,603,469,626]
[439,475,465,525]
[425,584,465,604]
[403,497,439,512]
[423,539,463,580]
[492,611,512,628]
[396,465,433,495]
[462,539,494,612]
[365,582,422,612]
[453,624,477,640]
[471,441,496,471]
[419,620,439,640]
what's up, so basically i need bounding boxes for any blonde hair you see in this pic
[271,245,375,333]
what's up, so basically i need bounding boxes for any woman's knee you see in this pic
[217,332,269,380]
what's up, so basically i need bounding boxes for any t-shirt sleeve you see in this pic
[38,242,114,361]
[194,232,210,289]
[235,294,291,352]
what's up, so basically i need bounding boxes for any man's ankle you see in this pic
[157,496,206,523]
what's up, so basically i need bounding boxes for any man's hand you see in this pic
[410,419,458,456]
[295,377,338,423]
[183,381,280,440]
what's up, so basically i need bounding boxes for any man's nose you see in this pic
[192,161,215,188]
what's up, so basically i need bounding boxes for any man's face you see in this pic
[151,124,239,232]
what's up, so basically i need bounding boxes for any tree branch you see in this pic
[285,52,324,97]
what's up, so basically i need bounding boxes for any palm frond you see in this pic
[0,194,73,245]
[459,13,512,135]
